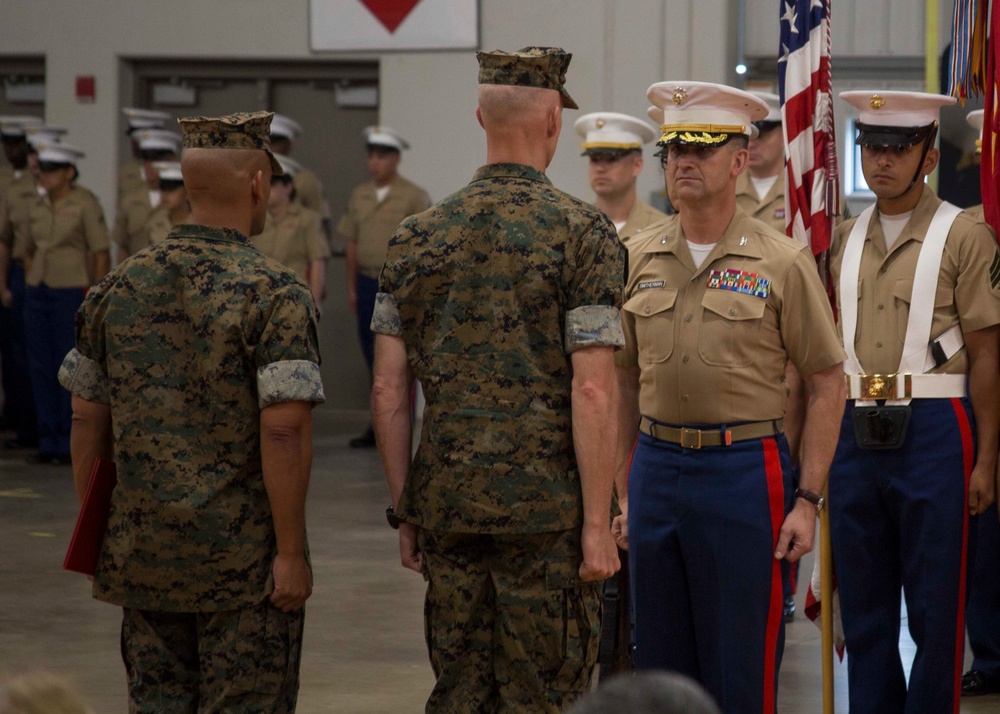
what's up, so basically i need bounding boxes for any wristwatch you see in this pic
[794,488,825,513]
[386,505,402,529]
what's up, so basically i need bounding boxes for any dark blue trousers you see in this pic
[0,262,37,442]
[355,273,378,377]
[24,284,84,456]
[829,398,972,714]
[967,503,1000,678]
[628,431,792,714]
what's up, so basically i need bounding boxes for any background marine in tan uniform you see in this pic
[117,108,171,207]
[575,110,667,243]
[253,153,330,309]
[59,111,324,712]
[0,116,43,449]
[616,81,846,713]
[371,47,623,713]
[339,124,430,448]
[735,91,787,234]
[24,139,110,464]
[111,129,181,262]
[142,161,191,247]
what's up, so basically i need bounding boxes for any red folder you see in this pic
[63,457,117,576]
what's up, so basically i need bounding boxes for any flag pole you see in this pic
[927,0,940,192]
[820,482,834,714]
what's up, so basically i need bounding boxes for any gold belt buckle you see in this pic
[858,374,911,400]
[680,428,702,449]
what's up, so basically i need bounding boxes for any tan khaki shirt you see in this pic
[830,188,1000,375]
[618,198,669,244]
[145,206,191,248]
[0,171,39,260]
[338,175,430,277]
[735,171,786,235]
[621,208,845,424]
[26,186,109,287]
[253,203,331,278]
[112,188,156,255]
[294,166,330,220]
[117,160,145,206]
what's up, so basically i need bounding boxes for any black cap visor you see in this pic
[855,121,936,149]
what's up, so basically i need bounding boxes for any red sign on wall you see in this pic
[357,0,423,34]
[310,0,478,51]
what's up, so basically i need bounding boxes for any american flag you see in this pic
[778,0,839,256]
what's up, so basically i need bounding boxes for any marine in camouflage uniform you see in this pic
[371,48,624,713]
[59,112,324,713]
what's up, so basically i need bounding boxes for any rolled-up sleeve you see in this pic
[257,360,325,409]
[370,292,402,336]
[59,347,110,404]
[565,305,625,352]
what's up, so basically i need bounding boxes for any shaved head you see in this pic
[476,84,564,170]
[181,148,272,235]
[478,84,561,129]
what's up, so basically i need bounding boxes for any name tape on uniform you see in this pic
[637,280,666,290]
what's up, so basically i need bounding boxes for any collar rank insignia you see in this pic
[707,268,771,298]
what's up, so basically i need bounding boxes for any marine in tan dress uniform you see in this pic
[616,81,846,713]
[118,108,172,207]
[574,111,668,243]
[253,154,330,308]
[0,116,43,445]
[734,92,786,234]
[142,161,190,248]
[339,125,430,447]
[112,129,180,262]
[24,140,109,463]
[827,91,1000,714]
[268,113,332,247]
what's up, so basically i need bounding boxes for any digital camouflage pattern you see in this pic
[374,162,624,534]
[122,601,304,712]
[476,47,579,109]
[419,528,601,712]
[59,224,324,612]
[178,111,283,175]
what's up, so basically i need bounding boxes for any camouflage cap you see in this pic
[177,111,283,175]
[476,46,578,109]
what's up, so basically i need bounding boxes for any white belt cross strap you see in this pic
[840,201,966,405]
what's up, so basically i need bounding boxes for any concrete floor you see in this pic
[1,407,998,713]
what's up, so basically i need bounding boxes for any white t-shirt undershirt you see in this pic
[149,190,161,209]
[613,220,627,233]
[375,185,391,203]
[879,210,913,251]
[687,240,716,270]
[750,175,779,201]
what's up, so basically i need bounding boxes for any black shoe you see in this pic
[349,429,377,449]
[783,596,796,623]
[962,669,1000,696]
[26,451,55,464]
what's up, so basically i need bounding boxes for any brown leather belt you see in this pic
[640,416,784,449]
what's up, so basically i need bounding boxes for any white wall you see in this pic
[0,0,738,214]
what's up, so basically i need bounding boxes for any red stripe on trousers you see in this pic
[949,398,973,714]
[762,438,784,714]
[625,435,638,492]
